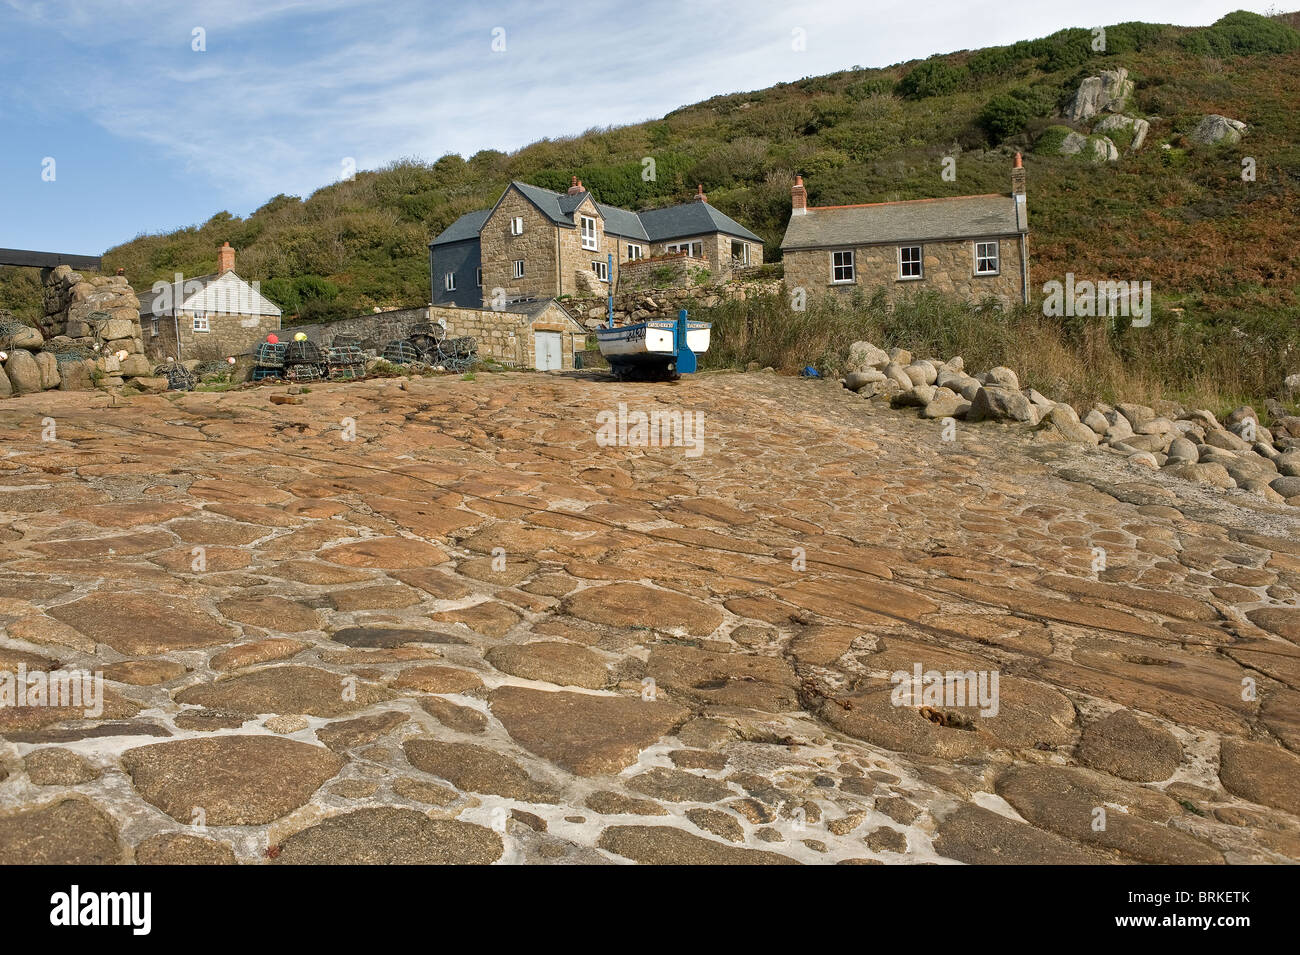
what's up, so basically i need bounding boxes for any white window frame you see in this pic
[668,240,703,258]
[974,240,999,276]
[580,215,598,251]
[626,244,643,260]
[476,267,483,287]
[592,260,609,282]
[512,259,525,279]
[192,313,210,332]
[150,317,159,337]
[898,245,923,280]
[732,240,749,265]
[444,272,456,291]
[831,250,855,284]
[510,216,524,235]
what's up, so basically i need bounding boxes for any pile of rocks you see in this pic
[0,266,163,397]
[841,339,1300,507]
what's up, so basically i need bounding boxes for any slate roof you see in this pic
[780,194,1027,251]
[136,273,217,317]
[638,202,761,243]
[429,181,762,247]
[135,271,282,318]
[430,209,491,246]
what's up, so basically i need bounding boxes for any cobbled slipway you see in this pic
[1,370,1298,865]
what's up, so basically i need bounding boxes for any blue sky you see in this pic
[0,0,1274,255]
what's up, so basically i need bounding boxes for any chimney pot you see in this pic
[218,241,235,274]
[567,176,584,196]
[1010,154,1027,197]
[694,183,707,203]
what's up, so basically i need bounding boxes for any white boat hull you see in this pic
[596,321,711,365]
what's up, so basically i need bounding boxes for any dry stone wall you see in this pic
[0,266,161,397]
[563,279,782,330]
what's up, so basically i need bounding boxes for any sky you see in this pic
[0,0,1280,255]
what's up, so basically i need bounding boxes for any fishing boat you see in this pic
[596,309,710,380]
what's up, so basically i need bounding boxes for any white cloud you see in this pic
[4,0,1277,217]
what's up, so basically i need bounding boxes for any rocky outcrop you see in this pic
[1065,67,1133,122]
[1058,131,1119,163]
[1190,114,1247,145]
[1094,113,1150,151]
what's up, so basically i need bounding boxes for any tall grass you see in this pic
[698,288,1297,417]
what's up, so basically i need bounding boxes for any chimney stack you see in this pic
[1011,153,1026,198]
[567,176,585,196]
[694,183,707,203]
[791,175,807,216]
[218,241,235,274]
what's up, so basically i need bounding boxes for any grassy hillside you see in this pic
[3,9,1298,358]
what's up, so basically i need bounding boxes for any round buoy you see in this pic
[227,356,236,364]
[267,334,279,344]
[294,332,308,342]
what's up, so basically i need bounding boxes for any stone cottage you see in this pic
[780,156,1030,306]
[138,242,282,360]
[430,179,763,307]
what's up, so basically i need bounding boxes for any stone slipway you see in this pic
[0,370,1297,864]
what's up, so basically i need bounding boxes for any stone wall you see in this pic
[561,279,783,330]
[1,267,159,397]
[281,302,584,370]
[784,236,1027,306]
[432,303,583,370]
[281,306,434,351]
[618,253,701,291]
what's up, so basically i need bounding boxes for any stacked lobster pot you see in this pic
[407,322,444,361]
[283,339,328,382]
[327,333,366,380]
[252,340,287,381]
[382,339,421,365]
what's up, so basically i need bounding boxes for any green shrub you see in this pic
[1180,10,1300,56]
[979,87,1055,142]
[897,59,965,98]
[1034,125,1073,155]
[260,277,300,313]
[1103,21,1169,54]
[1034,28,1094,71]
[846,77,895,99]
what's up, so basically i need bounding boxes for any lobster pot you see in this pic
[330,333,364,350]
[447,336,476,358]
[254,341,287,368]
[194,360,229,378]
[286,363,326,382]
[382,340,421,365]
[283,340,324,365]
[327,345,366,380]
[158,362,195,391]
[282,339,327,382]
